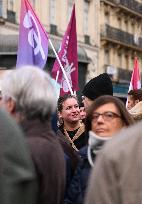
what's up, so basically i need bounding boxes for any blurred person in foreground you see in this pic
[84,120,142,204]
[65,95,134,204]
[0,66,65,204]
[0,108,37,204]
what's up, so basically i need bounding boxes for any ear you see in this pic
[58,111,62,119]
[57,111,63,125]
[135,99,139,105]
[5,98,16,114]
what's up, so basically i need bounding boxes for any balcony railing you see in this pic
[7,10,16,23]
[105,0,142,15]
[120,0,142,14]
[101,24,142,49]
[105,64,132,83]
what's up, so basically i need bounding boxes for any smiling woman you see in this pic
[56,94,88,192]
[57,94,87,151]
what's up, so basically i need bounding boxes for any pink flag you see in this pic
[51,4,78,95]
[16,0,48,69]
[128,57,141,91]
[126,57,141,108]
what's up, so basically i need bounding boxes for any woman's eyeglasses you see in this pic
[92,111,121,122]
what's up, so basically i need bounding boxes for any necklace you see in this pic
[64,122,85,151]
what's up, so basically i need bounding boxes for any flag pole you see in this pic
[55,70,59,83]
[49,38,74,95]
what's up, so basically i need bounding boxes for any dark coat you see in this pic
[21,119,66,204]
[57,129,80,192]
[64,146,91,204]
[0,109,37,204]
[58,125,87,150]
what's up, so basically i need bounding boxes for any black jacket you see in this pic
[64,146,92,204]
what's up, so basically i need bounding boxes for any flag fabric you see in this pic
[126,57,141,107]
[16,0,48,69]
[128,57,141,91]
[52,4,78,95]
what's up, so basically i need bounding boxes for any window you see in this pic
[104,50,109,65]
[118,53,122,68]
[49,0,56,25]
[68,0,73,21]
[8,0,14,11]
[130,57,134,70]
[105,12,110,25]
[118,17,122,29]
[31,0,36,8]
[125,55,129,70]
[131,23,135,33]
[83,1,89,35]
[125,20,128,32]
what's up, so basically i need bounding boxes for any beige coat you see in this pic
[129,101,142,121]
[85,121,142,204]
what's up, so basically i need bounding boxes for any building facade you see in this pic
[100,0,142,97]
[0,0,99,94]
[0,0,142,97]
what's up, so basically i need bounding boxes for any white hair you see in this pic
[1,65,57,121]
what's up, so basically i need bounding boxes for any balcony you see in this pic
[105,64,132,83]
[7,10,16,23]
[101,24,142,51]
[104,0,142,16]
[119,0,142,14]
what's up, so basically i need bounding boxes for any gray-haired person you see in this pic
[0,66,66,204]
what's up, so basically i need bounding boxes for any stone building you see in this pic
[100,0,142,98]
[0,0,99,94]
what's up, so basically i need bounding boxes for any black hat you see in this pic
[82,73,113,100]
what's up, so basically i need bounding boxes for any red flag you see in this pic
[51,4,78,95]
[126,57,141,108]
[128,57,141,91]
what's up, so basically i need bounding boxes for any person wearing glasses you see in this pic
[64,95,134,204]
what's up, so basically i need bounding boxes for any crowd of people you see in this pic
[0,65,142,204]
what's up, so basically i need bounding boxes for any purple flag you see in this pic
[16,0,48,69]
[52,4,78,95]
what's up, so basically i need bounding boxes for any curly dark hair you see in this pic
[128,89,142,102]
[57,94,79,112]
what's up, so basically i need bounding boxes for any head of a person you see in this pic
[79,101,86,120]
[0,65,57,122]
[127,89,142,110]
[82,73,113,109]
[57,94,80,126]
[85,95,134,138]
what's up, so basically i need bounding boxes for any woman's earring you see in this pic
[58,116,63,126]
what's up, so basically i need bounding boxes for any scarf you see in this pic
[87,131,111,167]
